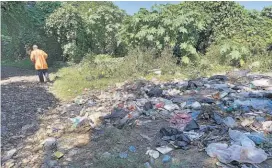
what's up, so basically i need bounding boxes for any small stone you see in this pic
[43,137,57,150]
[22,123,37,134]
[101,152,111,158]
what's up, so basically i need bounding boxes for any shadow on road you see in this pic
[1,81,59,155]
[1,66,36,80]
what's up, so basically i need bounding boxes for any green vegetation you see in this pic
[1,59,34,69]
[1,2,271,100]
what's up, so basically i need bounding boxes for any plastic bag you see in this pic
[206,143,233,163]
[229,145,267,164]
[229,129,255,147]
[206,143,267,164]
[170,113,192,131]
[223,117,237,128]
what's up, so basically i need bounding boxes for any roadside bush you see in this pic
[205,39,250,67]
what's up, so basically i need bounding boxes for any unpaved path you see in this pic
[1,66,59,167]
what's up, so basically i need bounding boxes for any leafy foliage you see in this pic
[261,6,272,19]
[120,4,204,63]
[45,4,87,62]
[1,1,271,70]
[85,4,127,55]
[1,2,62,62]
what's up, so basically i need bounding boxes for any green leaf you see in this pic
[147,35,154,41]
[240,46,249,54]
[229,50,241,60]
[180,43,188,49]
[187,45,197,55]
[240,59,245,66]
[164,36,170,42]
[182,56,190,64]
[220,44,230,54]
[178,27,187,33]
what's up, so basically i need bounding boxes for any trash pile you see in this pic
[57,71,272,167]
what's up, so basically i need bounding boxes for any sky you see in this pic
[114,1,272,15]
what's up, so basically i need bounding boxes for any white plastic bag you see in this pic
[206,143,267,164]
[206,143,233,163]
[229,129,255,147]
[229,145,267,164]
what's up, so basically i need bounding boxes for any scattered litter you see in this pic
[28,73,272,166]
[213,113,223,125]
[54,151,64,159]
[155,102,164,109]
[143,102,153,111]
[162,155,171,163]
[262,121,272,132]
[140,134,152,141]
[223,117,237,128]
[183,119,199,131]
[147,87,163,97]
[183,131,204,141]
[129,146,136,152]
[191,101,201,110]
[69,116,88,128]
[164,104,179,111]
[103,108,127,119]
[251,79,272,88]
[206,143,267,164]
[229,129,255,147]
[160,127,182,137]
[156,146,173,154]
[146,149,160,159]
[119,152,128,159]
[246,132,266,145]
[172,141,189,149]
[170,113,192,131]
[241,118,254,127]
[135,120,152,126]
[144,162,152,168]
[191,111,201,120]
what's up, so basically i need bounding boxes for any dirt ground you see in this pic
[1,66,272,168]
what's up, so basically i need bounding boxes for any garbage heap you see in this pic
[71,72,272,166]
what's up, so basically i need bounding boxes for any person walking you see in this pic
[30,45,50,83]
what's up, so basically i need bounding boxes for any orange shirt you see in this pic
[30,49,48,70]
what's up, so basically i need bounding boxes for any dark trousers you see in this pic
[37,69,50,82]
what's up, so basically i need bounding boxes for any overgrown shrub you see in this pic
[205,39,250,67]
